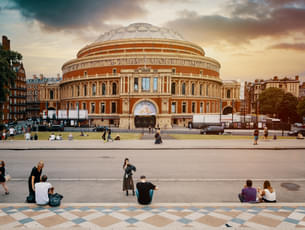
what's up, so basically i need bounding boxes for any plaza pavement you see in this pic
[0,138,304,150]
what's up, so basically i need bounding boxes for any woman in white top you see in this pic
[258,180,276,202]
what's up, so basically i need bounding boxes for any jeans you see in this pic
[136,189,154,204]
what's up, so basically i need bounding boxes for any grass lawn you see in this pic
[12,132,142,140]
[169,134,296,140]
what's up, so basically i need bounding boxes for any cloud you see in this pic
[6,0,147,31]
[268,43,305,51]
[165,0,305,45]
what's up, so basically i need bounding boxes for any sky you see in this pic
[0,0,305,81]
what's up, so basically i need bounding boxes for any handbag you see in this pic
[5,174,11,182]
[49,193,63,207]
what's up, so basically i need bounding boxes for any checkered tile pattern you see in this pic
[1,205,305,229]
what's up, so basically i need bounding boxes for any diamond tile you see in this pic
[177,217,192,224]
[72,217,86,224]
[91,215,121,227]
[143,214,173,227]
[19,217,34,224]
[196,215,227,227]
[125,217,139,224]
[249,215,282,227]
[37,215,68,227]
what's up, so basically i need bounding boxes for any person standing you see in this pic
[28,161,44,199]
[136,175,158,205]
[107,128,113,142]
[9,127,15,139]
[263,126,268,140]
[123,158,136,196]
[154,129,162,144]
[253,129,259,145]
[0,160,9,195]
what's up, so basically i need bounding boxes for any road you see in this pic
[0,149,304,203]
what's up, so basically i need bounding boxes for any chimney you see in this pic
[39,74,44,80]
[295,75,299,81]
[2,36,10,51]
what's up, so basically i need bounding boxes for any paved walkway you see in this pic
[1,203,305,229]
[0,139,304,150]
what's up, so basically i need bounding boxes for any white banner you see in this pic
[79,110,88,119]
[48,110,56,119]
[58,110,67,119]
[68,110,78,119]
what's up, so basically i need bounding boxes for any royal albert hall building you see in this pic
[60,23,224,128]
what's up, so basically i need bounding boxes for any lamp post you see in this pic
[219,99,222,124]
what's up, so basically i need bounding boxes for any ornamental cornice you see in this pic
[62,53,220,74]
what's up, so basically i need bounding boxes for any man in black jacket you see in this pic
[136,175,158,205]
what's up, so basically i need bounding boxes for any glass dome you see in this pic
[95,23,186,43]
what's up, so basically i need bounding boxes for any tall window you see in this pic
[112,83,117,95]
[206,85,209,96]
[112,68,117,75]
[153,77,158,91]
[191,83,195,95]
[82,102,86,110]
[84,84,87,96]
[91,103,95,113]
[206,102,210,113]
[102,83,106,95]
[171,82,176,94]
[200,84,202,96]
[100,102,105,113]
[200,102,203,113]
[92,84,96,96]
[171,102,176,113]
[227,89,231,98]
[71,86,74,97]
[134,78,138,91]
[192,102,196,113]
[84,71,87,77]
[77,85,80,96]
[50,90,54,99]
[111,102,116,113]
[182,102,187,113]
[142,77,150,91]
[182,83,186,95]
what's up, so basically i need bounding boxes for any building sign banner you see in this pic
[58,110,67,119]
[79,110,88,119]
[48,110,56,119]
[68,110,78,119]
[134,101,157,116]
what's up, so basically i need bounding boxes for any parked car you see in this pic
[288,129,305,136]
[200,126,224,135]
[48,125,64,132]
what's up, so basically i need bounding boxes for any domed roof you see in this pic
[95,23,185,43]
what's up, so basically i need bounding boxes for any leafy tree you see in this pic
[297,98,305,120]
[259,87,285,116]
[278,93,299,123]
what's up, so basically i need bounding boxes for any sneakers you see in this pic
[5,192,9,195]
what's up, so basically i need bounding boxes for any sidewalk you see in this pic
[0,139,304,150]
[1,203,305,229]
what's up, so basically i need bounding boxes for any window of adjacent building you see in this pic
[112,68,117,75]
[82,102,86,110]
[227,89,231,98]
[191,83,195,95]
[100,102,105,113]
[200,102,203,113]
[182,102,187,113]
[182,83,186,95]
[171,102,176,113]
[77,86,80,96]
[192,102,196,113]
[134,78,139,91]
[206,102,210,113]
[92,84,96,96]
[112,82,117,95]
[91,103,95,113]
[50,90,54,99]
[153,77,158,91]
[200,70,203,75]
[111,102,116,113]
[171,82,176,94]
[84,71,87,77]
[172,68,176,74]
[102,83,106,95]
[141,77,150,91]
[84,84,87,96]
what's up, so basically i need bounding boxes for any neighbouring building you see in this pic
[299,82,305,99]
[1,36,27,123]
[221,80,241,115]
[245,75,300,114]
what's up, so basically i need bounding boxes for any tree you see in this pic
[297,98,305,121]
[278,93,299,123]
[259,87,285,116]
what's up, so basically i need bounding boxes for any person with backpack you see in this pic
[27,161,44,202]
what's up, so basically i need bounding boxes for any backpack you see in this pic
[49,193,63,207]
[26,194,35,203]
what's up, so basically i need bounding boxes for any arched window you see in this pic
[50,90,54,99]
[92,83,96,96]
[182,83,186,95]
[171,82,176,94]
[102,83,106,95]
[227,89,231,98]
[112,82,117,95]
[191,83,195,95]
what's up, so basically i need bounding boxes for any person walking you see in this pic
[253,129,259,145]
[154,129,162,144]
[107,128,113,142]
[28,161,44,200]
[102,128,107,142]
[0,160,9,195]
[263,126,268,140]
[123,158,136,196]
